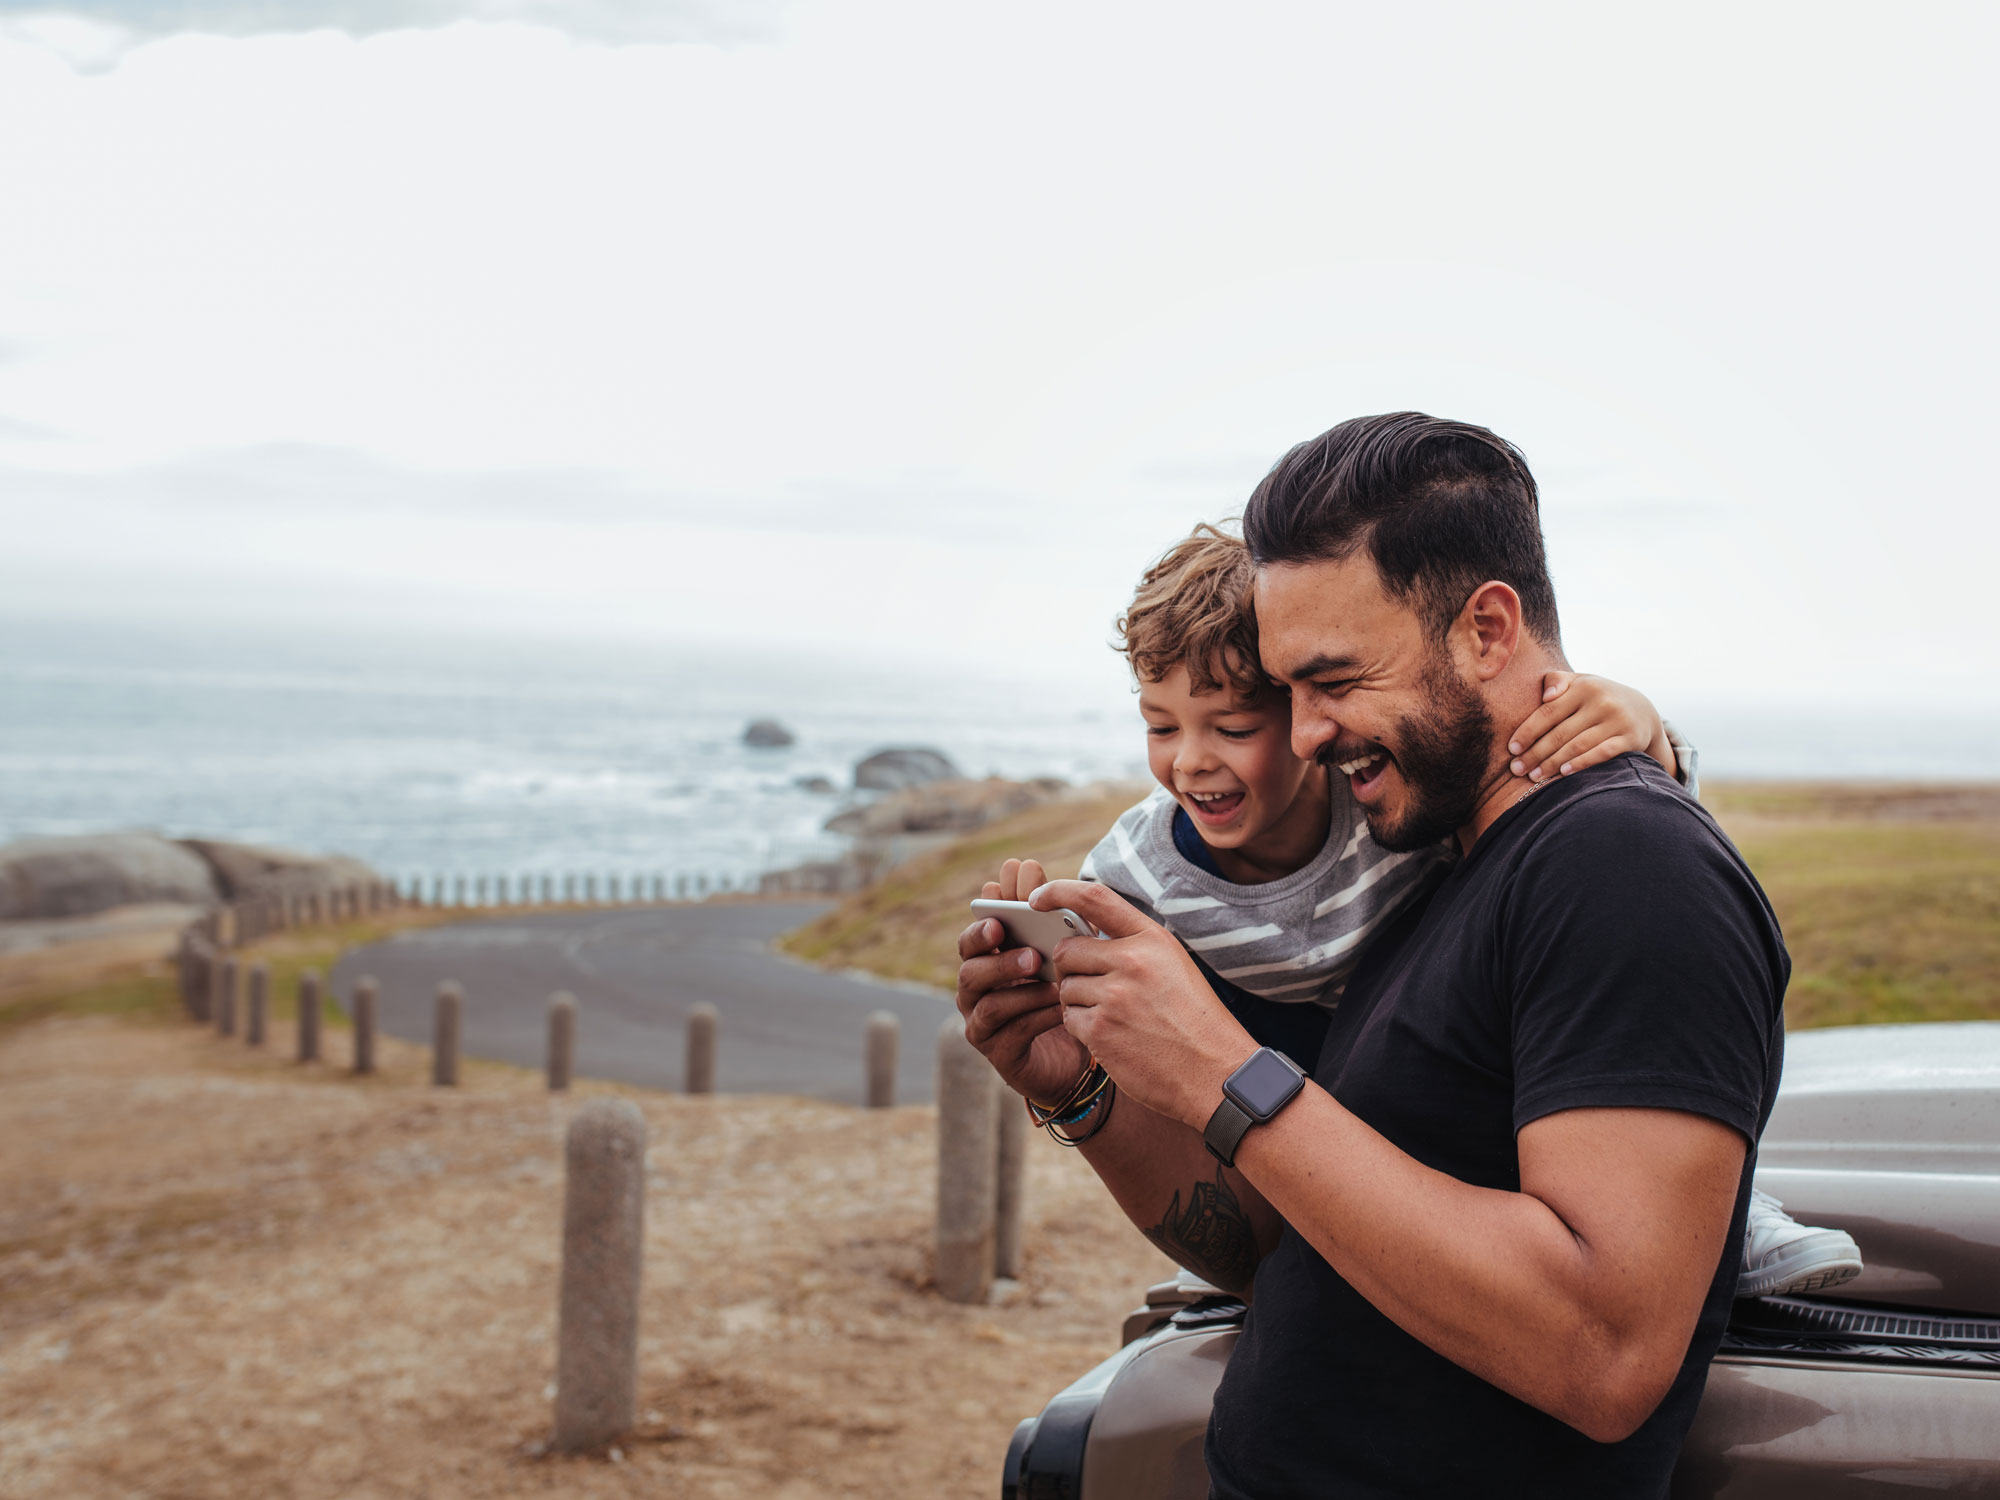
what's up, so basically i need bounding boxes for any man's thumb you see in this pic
[1029,878,1150,939]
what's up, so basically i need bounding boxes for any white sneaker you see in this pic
[1738,1188,1863,1299]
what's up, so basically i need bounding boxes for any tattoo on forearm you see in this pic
[1142,1166,1259,1294]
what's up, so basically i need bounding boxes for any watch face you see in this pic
[1227,1048,1305,1119]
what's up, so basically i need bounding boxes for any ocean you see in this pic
[0,614,1146,892]
[2,613,1993,893]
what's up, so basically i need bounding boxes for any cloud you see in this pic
[0,0,783,67]
[0,442,1074,547]
[0,411,58,439]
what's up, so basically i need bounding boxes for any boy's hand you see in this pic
[954,857,1091,1106]
[1507,672,1675,783]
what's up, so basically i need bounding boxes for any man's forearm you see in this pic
[1075,1093,1277,1295]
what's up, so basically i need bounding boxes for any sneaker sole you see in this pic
[1737,1237,1865,1300]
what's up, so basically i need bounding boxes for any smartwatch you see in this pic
[1202,1046,1308,1167]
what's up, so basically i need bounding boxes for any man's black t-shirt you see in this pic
[1205,755,1789,1499]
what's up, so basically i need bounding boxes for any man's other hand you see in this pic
[1034,878,1256,1131]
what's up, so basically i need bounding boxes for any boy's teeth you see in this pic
[1336,752,1385,776]
[1189,790,1237,802]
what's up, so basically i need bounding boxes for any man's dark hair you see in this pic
[1242,412,1561,645]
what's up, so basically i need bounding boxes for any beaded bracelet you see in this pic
[1025,1061,1116,1146]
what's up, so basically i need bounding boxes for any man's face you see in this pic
[1254,552,1500,851]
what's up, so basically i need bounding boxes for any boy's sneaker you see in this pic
[1738,1188,1863,1299]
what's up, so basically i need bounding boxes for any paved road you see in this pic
[330,905,951,1104]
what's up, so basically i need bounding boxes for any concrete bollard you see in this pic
[584,874,597,904]
[215,956,239,1037]
[433,982,462,1085]
[352,975,378,1075]
[297,970,322,1062]
[246,962,269,1047]
[552,1098,647,1452]
[994,1088,1028,1279]
[178,936,205,1019]
[548,992,576,1092]
[214,904,238,949]
[685,1003,718,1095]
[934,1019,1001,1304]
[866,1010,899,1108]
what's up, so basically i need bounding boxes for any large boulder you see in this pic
[0,833,220,920]
[824,777,1069,838]
[743,719,796,749]
[853,747,959,792]
[176,838,378,900]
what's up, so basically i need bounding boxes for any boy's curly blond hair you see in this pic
[1115,522,1271,700]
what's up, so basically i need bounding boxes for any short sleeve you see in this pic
[1501,785,1785,1140]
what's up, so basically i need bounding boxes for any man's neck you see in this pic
[1454,642,1569,856]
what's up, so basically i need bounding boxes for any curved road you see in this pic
[330,904,950,1104]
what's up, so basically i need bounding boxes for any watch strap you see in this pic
[1203,1094,1256,1168]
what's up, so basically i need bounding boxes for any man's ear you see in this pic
[1456,581,1522,681]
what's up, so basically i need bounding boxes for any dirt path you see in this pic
[0,1014,1172,1499]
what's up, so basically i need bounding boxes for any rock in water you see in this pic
[853,747,958,791]
[743,719,796,749]
[0,833,220,920]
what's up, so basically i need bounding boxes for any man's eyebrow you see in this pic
[1284,653,1364,679]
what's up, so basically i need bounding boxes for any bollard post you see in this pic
[246,962,269,1047]
[214,904,237,949]
[994,1089,1028,1279]
[584,874,597,904]
[552,1098,647,1452]
[865,1011,899,1108]
[352,976,378,1075]
[178,935,203,1018]
[215,956,239,1038]
[433,982,462,1085]
[685,1003,718,1095]
[935,1019,1001,1304]
[297,970,322,1062]
[192,941,214,1022]
[548,992,576,1092]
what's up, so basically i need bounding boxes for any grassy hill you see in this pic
[784,780,2000,1031]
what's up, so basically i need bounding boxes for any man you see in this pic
[954,412,1787,1497]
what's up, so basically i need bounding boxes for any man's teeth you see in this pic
[1336,752,1386,776]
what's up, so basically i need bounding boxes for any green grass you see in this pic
[0,911,455,1036]
[1725,819,2000,1030]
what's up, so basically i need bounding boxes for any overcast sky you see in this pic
[1,0,1995,725]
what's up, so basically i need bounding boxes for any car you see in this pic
[1004,1022,2000,1498]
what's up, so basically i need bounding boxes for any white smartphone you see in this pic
[969,898,1100,982]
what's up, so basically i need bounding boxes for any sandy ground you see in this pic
[0,1013,1173,1500]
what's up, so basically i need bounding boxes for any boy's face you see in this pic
[1139,660,1316,852]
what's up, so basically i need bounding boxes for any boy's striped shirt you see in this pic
[1078,785,1451,1006]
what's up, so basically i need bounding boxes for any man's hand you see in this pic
[1508,672,1674,783]
[1035,878,1258,1131]
[956,858,1089,1104]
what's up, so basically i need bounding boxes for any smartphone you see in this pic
[969,898,1100,982]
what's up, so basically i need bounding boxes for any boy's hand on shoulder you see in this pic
[1508,672,1675,784]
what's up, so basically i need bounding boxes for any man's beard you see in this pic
[1355,656,1498,852]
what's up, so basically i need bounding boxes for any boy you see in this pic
[992,522,1860,1301]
